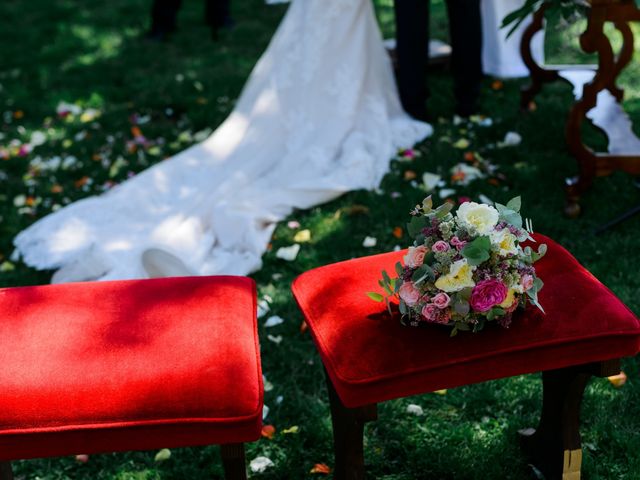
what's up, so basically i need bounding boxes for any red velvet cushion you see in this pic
[292,234,640,408]
[0,276,262,461]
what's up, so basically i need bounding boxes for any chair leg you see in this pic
[325,371,377,480]
[0,462,13,480]
[220,443,247,480]
[518,360,619,480]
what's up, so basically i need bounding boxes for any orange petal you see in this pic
[310,463,331,474]
[74,176,90,188]
[131,126,143,138]
[392,227,403,239]
[404,170,417,181]
[300,321,308,334]
[261,425,276,439]
[463,151,476,162]
[491,80,503,91]
[608,371,627,388]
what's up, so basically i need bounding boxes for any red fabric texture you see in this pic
[0,276,263,461]
[292,234,640,408]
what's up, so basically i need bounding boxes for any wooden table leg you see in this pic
[519,359,621,480]
[0,462,13,480]
[520,4,558,110]
[220,443,247,480]
[326,371,377,480]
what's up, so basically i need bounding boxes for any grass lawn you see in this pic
[1,0,639,478]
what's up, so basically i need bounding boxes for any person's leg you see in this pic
[205,0,233,40]
[446,0,483,116]
[149,0,183,38]
[393,0,430,121]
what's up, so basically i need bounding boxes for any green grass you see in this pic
[1,1,639,478]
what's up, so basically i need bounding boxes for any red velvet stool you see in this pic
[0,276,262,480]
[292,234,640,480]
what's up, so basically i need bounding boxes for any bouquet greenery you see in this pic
[369,197,546,336]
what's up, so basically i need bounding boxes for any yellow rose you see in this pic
[499,289,517,308]
[435,259,476,293]
[456,202,500,235]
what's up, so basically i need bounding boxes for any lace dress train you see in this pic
[14,0,432,282]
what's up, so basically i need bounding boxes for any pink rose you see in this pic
[450,236,467,251]
[432,292,451,309]
[521,274,534,292]
[404,245,428,268]
[399,282,421,306]
[432,240,450,253]
[421,303,438,322]
[469,279,508,312]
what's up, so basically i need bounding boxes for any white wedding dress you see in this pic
[14,0,432,282]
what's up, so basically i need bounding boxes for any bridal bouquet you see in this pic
[368,196,546,335]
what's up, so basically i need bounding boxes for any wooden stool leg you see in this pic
[0,462,13,480]
[519,360,620,480]
[326,371,377,480]
[220,443,247,480]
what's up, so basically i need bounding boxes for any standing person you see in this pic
[394,0,483,119]
[148,0,232,41]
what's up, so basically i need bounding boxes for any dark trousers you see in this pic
[150,0,231,34]
[394,0,483,117]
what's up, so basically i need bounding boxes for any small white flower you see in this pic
[362,236,377,248]
[276,244,300,261]
[267,334,283,344]
[406,404,424,416]
[250,456,274,473]
[262,405,270,420]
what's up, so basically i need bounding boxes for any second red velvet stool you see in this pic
[292,234,640,480]
[0,275,263,480]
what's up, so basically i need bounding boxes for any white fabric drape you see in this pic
[14,0,432,282]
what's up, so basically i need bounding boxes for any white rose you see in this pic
[456,202,499,235]
[489,228,518,256]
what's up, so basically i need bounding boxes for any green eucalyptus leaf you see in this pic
[407,216,428,237]
[395,262,404,276]
[506,196,522,213]
[367,292,384,302]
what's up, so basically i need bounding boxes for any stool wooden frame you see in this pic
[325,359,621,480]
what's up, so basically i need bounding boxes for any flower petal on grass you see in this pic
[310,463,332,474]
[422,172,441,192]
[282,426,299,434]
[276,244,300,261]
[154,449,171,462]
[608,371,627,388]
[250,456,274,473]
[406,404,424,416]
[264,315,284,328]
[293,229,311,243]
[261,425,276,440]
[362,236,377,248]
